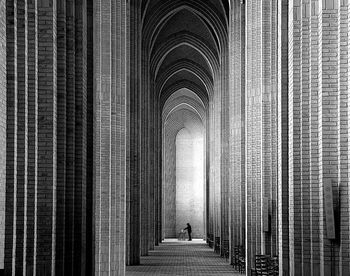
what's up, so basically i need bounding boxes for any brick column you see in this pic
[301,1,312,274]
[277,0,289,274]
[209,76,221,246]
[26,1,38,274]
[0,0,6,271]
[148,86,155,250]
[245,1,263,271]
[4,1,18,273]
[86,0,94,273]
[119,3,127,271]
[318,1,340,275]
[93,0,128,273]
[270,0,279,256]
[245,1,279,274]
[221,50,230,256]
[156,103,162,245]
[65,0,75,271]
[288,1,302,274]
[15,1,28,273]
[261,0,278,256]
[126,0,141,266]
[36,1,57,273]
[74,0,87,273]
[56,0,66,273]
[140,68,150,255]
[309,1,320,274]
[338,1,350,275]
[229,0,245,263]
[287,1,350,275]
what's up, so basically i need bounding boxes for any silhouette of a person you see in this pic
[184,223,192,241]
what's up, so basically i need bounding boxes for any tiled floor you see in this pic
[126,239,241,275]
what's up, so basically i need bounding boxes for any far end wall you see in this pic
[176,128,204,239]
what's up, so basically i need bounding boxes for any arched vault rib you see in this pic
[156,59,213,95]
[163,100,206,123]
[151,31,219,77]
[142,0,227,53]
[163,89,206,120]
[159,80,210,109]
[149,9,219,56]
[163,87,205,110]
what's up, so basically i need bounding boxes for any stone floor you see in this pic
[126,239,241,275]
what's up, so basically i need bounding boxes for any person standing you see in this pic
[184,223,192,241]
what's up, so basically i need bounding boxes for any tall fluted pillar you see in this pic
[126,0,141,266]
[277,0,289,274]
[36,1,57,273]
[0,0,6,271]
[93,0,128,274]
[229,0,245,264]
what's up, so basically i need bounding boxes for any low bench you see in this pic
[251,255,278,276]
[222,239,229,261]
[232,245,245,274]
[214,237,220,254]
[207,234,214,248]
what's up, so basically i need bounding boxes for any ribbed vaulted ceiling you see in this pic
[141,0,228,131]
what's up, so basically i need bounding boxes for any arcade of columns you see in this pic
[0,0,349,275]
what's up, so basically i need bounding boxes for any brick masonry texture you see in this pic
[243,1,279,272]
[2,0,95,274]
[1,0,350,276]
[93,0,127,273]
[0,0,6,270]
[278,0,290,274]
[229,0,245,265]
